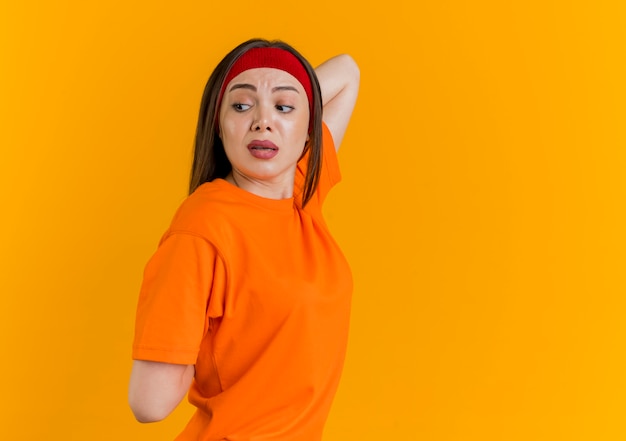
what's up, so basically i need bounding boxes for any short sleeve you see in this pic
[132,232,224,365]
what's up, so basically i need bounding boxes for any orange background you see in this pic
[1,1,625,440]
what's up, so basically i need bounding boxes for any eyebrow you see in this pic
[228,83,300,94]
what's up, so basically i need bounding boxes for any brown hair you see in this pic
[189,38,323,207]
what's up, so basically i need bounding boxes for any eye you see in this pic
[232,103,251,112]
[275,104,294,113]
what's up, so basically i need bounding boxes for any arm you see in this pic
[316,54,360,150]
[128,360,195,423]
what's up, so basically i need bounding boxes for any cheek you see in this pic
[298,116,311,145]
[288,108,310,140]
[218,102,227,133]
[218,105,241,139]
[220,117,242,143]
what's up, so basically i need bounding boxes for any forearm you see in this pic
[315,54,360,149]
[316,54,359,107]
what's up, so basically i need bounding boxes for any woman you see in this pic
[129,38,360,440]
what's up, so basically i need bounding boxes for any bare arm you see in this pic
[128,360,195,423]
[316,54,360,150]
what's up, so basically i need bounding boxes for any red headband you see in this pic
[217,47,314,130]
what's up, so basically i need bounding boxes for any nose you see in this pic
[251,105,272,132]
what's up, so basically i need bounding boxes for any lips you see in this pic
[247,139,279,159]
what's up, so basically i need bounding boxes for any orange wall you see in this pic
[1,1,625,440]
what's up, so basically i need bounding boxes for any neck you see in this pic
[226,171,294,200]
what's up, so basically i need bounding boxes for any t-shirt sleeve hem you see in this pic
[132,346,198,365]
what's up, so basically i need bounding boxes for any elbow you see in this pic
[133,412,165,424]
[128,384,177,423]
[133,411,162,424]
[340,54,360,84]
[129,396,170,423]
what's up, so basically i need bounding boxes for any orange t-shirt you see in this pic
[132,123,353,441]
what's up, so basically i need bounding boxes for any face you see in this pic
[218,67,310,191]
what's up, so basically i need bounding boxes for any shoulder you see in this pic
[167,180,236,238]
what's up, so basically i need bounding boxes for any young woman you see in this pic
[129,38,359,440]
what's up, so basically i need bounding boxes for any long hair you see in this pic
[189,39,323,207]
